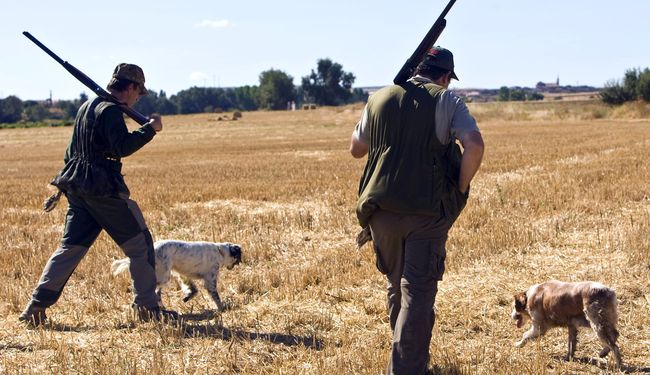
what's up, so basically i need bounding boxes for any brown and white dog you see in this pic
[112,240,242,311]
[511,280,622,367]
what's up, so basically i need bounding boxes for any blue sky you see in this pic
[2,0,649,100]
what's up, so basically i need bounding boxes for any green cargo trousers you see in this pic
[369,209,453,375]
[30,192,159,309]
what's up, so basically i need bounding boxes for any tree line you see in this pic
[497,86,544,102]
[0,58,368,125]
[601,67,650,105]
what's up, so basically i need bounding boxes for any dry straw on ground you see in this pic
[0,101,648,374]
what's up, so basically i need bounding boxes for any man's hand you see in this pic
[148,113,163,132]
[356,226,372,249]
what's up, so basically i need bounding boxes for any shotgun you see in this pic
[23,31,150,125]
[393,0,457,85]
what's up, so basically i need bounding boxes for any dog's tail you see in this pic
[111,258,131,277]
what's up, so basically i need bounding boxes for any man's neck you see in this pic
[109,89,129,105]
[410,74,449,88]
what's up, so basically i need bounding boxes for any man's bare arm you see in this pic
[458,131,484,193]
[350,134,369,159]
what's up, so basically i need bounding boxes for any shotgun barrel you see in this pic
[393,0,457,85]
[23,31,150,125]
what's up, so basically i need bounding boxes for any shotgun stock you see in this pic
[23,31,150,125]
[393,0,457,85]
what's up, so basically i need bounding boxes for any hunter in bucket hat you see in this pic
[419,46,459,80]
[107,63,148,95]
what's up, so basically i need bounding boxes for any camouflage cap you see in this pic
[108,63,147,95]
[420,46,459,80]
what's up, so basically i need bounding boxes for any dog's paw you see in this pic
[598,347,611,358]
[514,340,526,348]
[182,292,197,302]
[182,286,198,302]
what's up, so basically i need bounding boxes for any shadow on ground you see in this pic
[556,355,650,374]
[181,323,326,350]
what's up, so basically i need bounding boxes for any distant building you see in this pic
[536,76,560,91]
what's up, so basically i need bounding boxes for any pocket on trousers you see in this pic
[404,240,446,282]
[373,245,389,275]
[430,252,446,281]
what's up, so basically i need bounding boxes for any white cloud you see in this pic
[194,19,231,29]
[189,72,210,82]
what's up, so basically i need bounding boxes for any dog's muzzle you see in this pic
[227,245,242,270]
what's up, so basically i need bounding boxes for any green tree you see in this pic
[349,88,369,103]
[76,93,89,106]
[154,90,178,115]
[24,101,49,122]
[301,58,355,106]
[55,100,79,119]
[601,79,634,105]
[509,89,526,101]
[258,69,295,110]
[636,68,650,102]
[134,91,157,115]
[170,86,261,114]
[498,86,510,101]
[233,86,259,111]
[623,68,640,97]
[172,87,213,114]
[0,96,24,123]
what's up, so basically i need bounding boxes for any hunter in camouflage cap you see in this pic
[108,63,148,95]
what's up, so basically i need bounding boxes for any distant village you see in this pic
[360,77,601,102]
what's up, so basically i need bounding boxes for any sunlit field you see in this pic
[1,101,648,374]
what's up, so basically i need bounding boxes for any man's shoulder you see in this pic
[375,84,404,95]
[368,85,404,105]
[96,99,119,113]
[95,100,124,123]
[437,89,466,107]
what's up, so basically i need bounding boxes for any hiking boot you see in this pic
[132,304,179,323]
[18,302,47,327]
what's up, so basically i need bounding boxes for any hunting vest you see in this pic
[51,97,128,197]
[356,81,466,228]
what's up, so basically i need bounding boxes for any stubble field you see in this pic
[0,101,648,374]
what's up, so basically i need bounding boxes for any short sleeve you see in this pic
[352,105,369,144]
[435,90,479,145]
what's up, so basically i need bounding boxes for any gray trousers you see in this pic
[369,209,453,375]
[30,192,159,309]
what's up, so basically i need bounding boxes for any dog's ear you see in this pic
[514,292,527,311]
[230,244,242,260]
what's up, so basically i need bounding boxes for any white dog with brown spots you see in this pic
[112,240,242,311]
[511,280,622,368]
